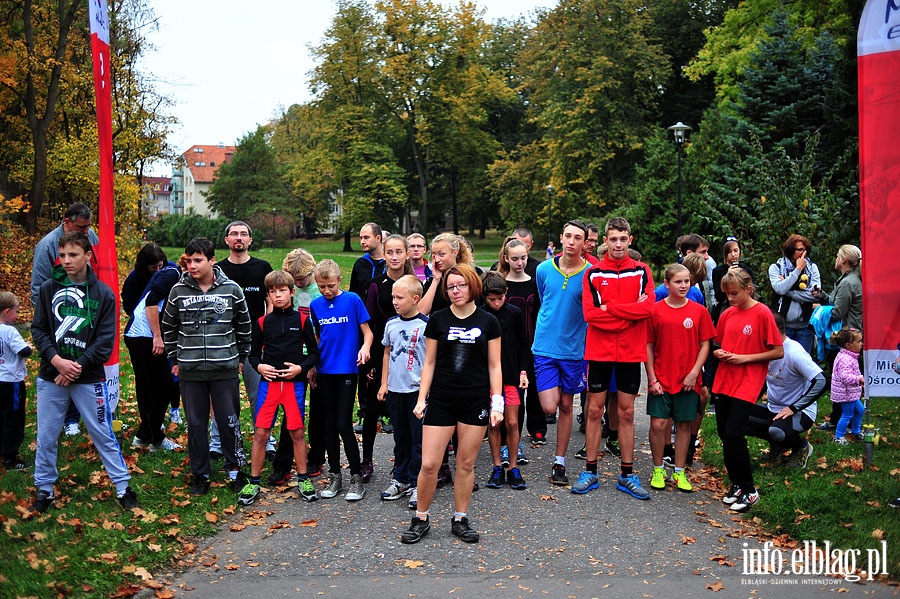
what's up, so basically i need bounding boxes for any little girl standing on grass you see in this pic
[712,269,783,514]
[830,327,865,445]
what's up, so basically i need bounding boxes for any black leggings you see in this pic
[361,361,388,462]
[317,373,361,475]
[746,403,814,449]
[714,395,755,492]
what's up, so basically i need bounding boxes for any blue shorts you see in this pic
[534,355,586,395]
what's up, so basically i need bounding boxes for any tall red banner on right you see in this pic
[858,0,900,396]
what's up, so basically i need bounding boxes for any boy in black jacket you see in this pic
[241,271,320,505]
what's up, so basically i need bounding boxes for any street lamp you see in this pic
[667,121,692,237]
[545,184,554,243]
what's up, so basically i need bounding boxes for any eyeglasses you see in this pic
[446,283,469,292]
[228,232,250,238]
[793,246,807,253]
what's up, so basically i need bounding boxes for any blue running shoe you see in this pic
[571,470,599,494]
[616,473,650,500]
[500,446,510,468]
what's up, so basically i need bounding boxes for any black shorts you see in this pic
[423,393,490,427]
[587,362,642,395]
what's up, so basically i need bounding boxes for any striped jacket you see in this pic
[161,265,251,382]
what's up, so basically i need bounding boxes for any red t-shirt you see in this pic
[648,299,715,394]
[711,302,783,402]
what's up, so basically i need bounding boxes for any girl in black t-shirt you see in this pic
[400,265,502,545]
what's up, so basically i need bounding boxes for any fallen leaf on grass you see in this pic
[866,501,882,508]
[103,519,125,530]
[872,529,885,540]
[134,567,153,581]
[205,512,219,523]
[706,581,724,592]
[100,552,119,564]
[148,543,162,552]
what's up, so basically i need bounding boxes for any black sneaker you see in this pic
[4,457,27,471]
[486,465,505,488]
[550,463,568,486]
[721,484,743,505]
[229,471,249,493]
[31,490,56,513]
[507,468,527,490]
[191,476,211,496]
[605,438,621,458]
[531,432,547,446]
[730,490,760,513]
[575,445,587,460]
[306,464,322,478]
[545,413,557,424]
[117,487,140,510]
[267,470,292,486]
[450,517,480,543]
[817,421,836,431]
[400,516,431,544]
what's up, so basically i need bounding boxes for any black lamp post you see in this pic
[545,184,554,243]
[667,121,692,237]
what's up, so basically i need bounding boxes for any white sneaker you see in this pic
[150,438,182,452]
[64,423,81,436]
[345,474,365,502]
[131,436,149,448]
[380,479,411,501]
[407,487,418,510]
[169,408,183,425]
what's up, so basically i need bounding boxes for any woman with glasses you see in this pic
[400,264,502,544]
[768,234,821,354]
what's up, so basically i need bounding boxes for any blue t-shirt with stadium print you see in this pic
[310,291,371,375]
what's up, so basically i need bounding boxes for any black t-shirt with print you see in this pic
[424,306,501,400]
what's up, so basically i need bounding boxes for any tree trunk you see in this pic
[343,228,352,252]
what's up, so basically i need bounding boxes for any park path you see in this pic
[147,395,886,599]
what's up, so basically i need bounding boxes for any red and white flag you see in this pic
[89,0,121,411]
[858,0,900,396]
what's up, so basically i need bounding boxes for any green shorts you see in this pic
[646,390,701,423]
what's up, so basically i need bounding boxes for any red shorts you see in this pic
[254,380,306,431]
[503,385,521,407]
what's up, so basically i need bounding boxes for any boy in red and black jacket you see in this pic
[242,270,320,506]
[575,217,655,499]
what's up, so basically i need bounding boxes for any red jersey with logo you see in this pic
[712,302,782,402]
[648,299,715,394]
[582,255,655,363]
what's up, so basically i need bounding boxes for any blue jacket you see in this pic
[809,305,842,361]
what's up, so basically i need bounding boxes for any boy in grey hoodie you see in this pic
[30,232,138,513]
[162,238,252,496]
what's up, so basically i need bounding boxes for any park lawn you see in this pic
[699,394,900,580]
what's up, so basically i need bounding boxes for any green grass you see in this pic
[699,395,900,578]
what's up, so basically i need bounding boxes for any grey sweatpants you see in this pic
[34,378,130,494]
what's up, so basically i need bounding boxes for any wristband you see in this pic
[649,380,658,386]
[490,394,504,413]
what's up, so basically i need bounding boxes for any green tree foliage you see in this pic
[516,0,670,214]
[145,213,231,248]
[204,126,292,220]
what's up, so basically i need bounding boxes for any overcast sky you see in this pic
[141,0,557,174]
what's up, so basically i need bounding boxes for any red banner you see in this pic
[89,0,120,411]
[858,0,900,396]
